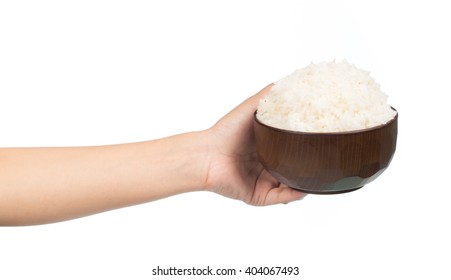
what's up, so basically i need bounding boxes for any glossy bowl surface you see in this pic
[253,110,398,194]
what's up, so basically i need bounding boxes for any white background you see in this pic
[1,0,450,279]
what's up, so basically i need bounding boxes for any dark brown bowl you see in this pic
[253,109,398,194]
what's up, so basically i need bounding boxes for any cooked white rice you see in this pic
[256,61,396,132]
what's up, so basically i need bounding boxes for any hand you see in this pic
[204,84,306,205]
[0,84,305,226]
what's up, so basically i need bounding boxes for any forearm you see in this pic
[0,131,210,226]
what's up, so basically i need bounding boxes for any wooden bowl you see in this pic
[253,109,398,194]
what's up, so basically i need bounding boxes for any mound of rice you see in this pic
[256,61,396,132]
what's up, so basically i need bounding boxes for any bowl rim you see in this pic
[254,107,398,136]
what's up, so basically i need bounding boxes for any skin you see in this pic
[0,85,305,226]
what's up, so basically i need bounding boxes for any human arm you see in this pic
[0,85,304,226]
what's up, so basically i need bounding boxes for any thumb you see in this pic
[241,83,273,114]
[213,83,273,128]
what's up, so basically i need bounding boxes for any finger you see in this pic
[213,83,273,133]
[241,83,273,114]
[223,84,274,121]
[264,185,307,205]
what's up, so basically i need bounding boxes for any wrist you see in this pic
[151,130,213,194]
[180,130,213,193]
